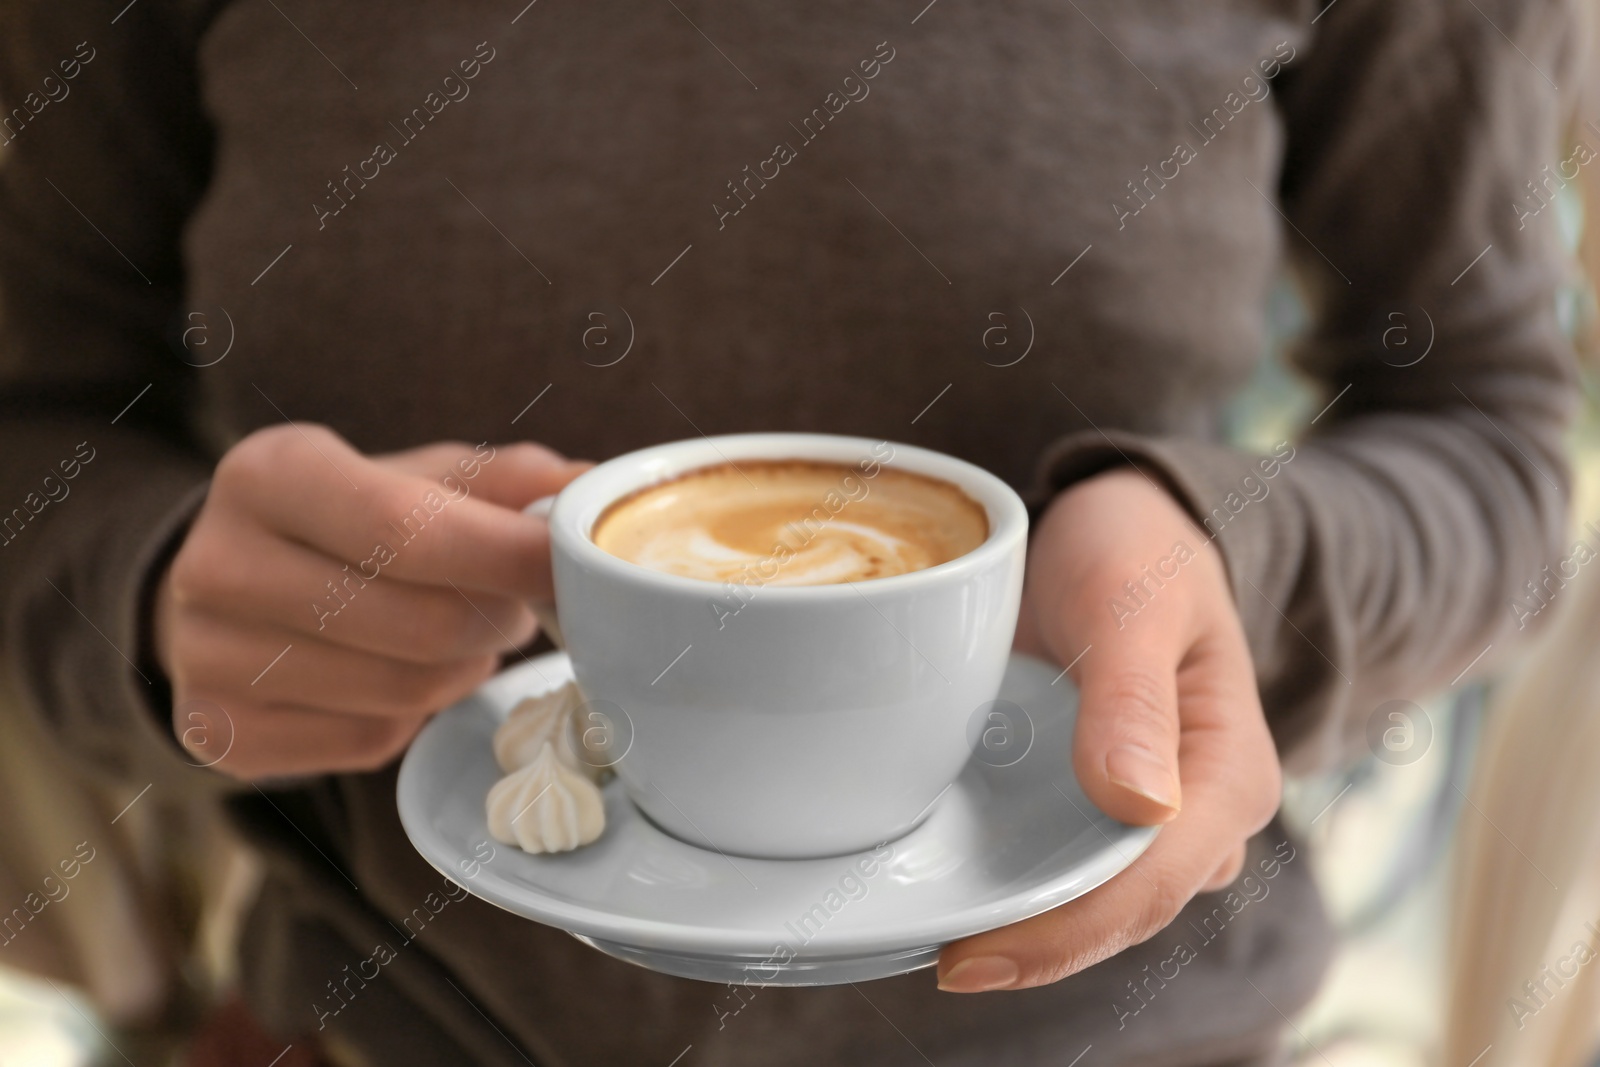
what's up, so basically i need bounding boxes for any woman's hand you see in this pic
[937,468,1282,992]
[152,424,587,780]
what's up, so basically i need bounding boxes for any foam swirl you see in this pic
[593,460,988,586]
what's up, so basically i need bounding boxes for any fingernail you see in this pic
[938,955,1019,993]
[1106,743,1180,812]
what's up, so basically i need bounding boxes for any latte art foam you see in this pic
[591,460,989,586]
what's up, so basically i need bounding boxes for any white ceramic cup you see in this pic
[535,433,1027,859]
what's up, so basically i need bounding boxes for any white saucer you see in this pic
[397,651,1157,986]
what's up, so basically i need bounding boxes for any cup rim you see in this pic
[548,432,1028,598]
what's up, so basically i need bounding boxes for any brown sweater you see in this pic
[0,0,1582,1063]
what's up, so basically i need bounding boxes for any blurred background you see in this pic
[6,20,1600,1067]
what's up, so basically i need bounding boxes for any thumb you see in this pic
[1069,636,1183,826]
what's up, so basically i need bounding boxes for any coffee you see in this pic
[591,460,988,586]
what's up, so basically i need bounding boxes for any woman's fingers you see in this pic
[214,424,563,601]
[373,440,589,510]
[182,701,435,780]
[168,610,499,718]
[936,820,1242,993]
[168,508,538,663]
[938,676,1271,991]
[156,427,592,782]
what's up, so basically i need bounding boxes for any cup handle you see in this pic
[523,495,565,650]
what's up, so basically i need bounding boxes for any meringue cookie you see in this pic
[486,741,606,854]
[493,681,589,775]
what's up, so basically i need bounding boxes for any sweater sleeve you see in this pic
[0,0,233,792]
[1040,0,1584,773]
